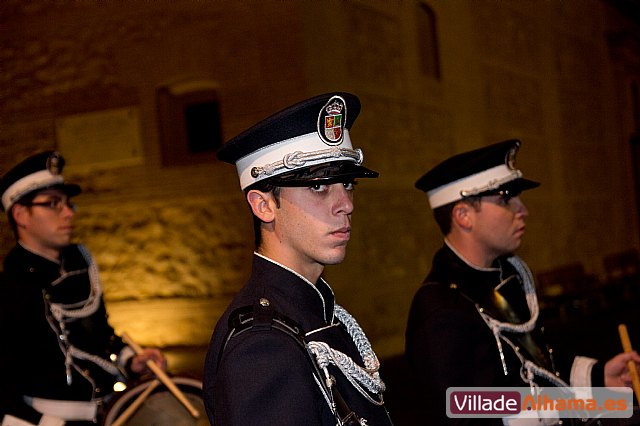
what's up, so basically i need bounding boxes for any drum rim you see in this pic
[102,376,203,426]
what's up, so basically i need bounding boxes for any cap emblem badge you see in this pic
[317,96,346,146]
[47,152,63,175]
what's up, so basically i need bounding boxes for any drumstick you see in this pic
[110,379,161,426]
[122,333,200,418]
[618,324,640,406]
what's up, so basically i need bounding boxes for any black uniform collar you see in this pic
[4,243,61,279]
[4,244,86,288]
[252,253,336,325]
[428,245,505,297]
[427,244,531,320]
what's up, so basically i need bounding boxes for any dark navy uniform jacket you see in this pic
[0,244,127,424]
[203,254,393,426]
[405,245,604,426]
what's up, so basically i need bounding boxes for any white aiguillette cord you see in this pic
[476,256,569,388]
[45,245,120,383]
[306,305,386,406]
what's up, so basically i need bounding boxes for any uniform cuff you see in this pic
[570,356,598,388]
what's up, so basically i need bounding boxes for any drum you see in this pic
[102,376,209,426]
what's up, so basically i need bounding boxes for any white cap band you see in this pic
[236,129,355,190]
[1,170,64,211]
[427,164,522,209]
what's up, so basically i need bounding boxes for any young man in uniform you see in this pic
[406,140,640,425]
[203,92,393,425]
[0,151,166,426]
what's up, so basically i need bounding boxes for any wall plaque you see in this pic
[56,106,144,170]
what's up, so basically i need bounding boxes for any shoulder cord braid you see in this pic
[306,304,386,406]
[476,256,569,389]
[45,245,120,384]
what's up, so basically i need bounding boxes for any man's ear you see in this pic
[247,190,276,223]
[11,204,29,228]
[451,202,473,231]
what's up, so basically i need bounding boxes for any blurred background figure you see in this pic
[0,151,166,426]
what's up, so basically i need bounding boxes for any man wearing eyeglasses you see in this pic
[405,140,640,425]
[0,151,166,426]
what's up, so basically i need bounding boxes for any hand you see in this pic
[129,348,167,374]
[604,351,640,388]
[39,414,66,426]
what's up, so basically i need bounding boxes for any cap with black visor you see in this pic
[0,151,81,213]
[415,139,539,209]
[217,92,378,191]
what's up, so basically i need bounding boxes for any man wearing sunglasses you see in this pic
[406,140,640,425]
[0,151,166,426]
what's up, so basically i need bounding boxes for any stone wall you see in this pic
[1,0,640,369]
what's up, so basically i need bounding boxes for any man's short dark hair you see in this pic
[7,192,38,238]
[433,197,481,235]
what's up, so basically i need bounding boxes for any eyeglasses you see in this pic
[481,189,522,202]
[23,196,77,213]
